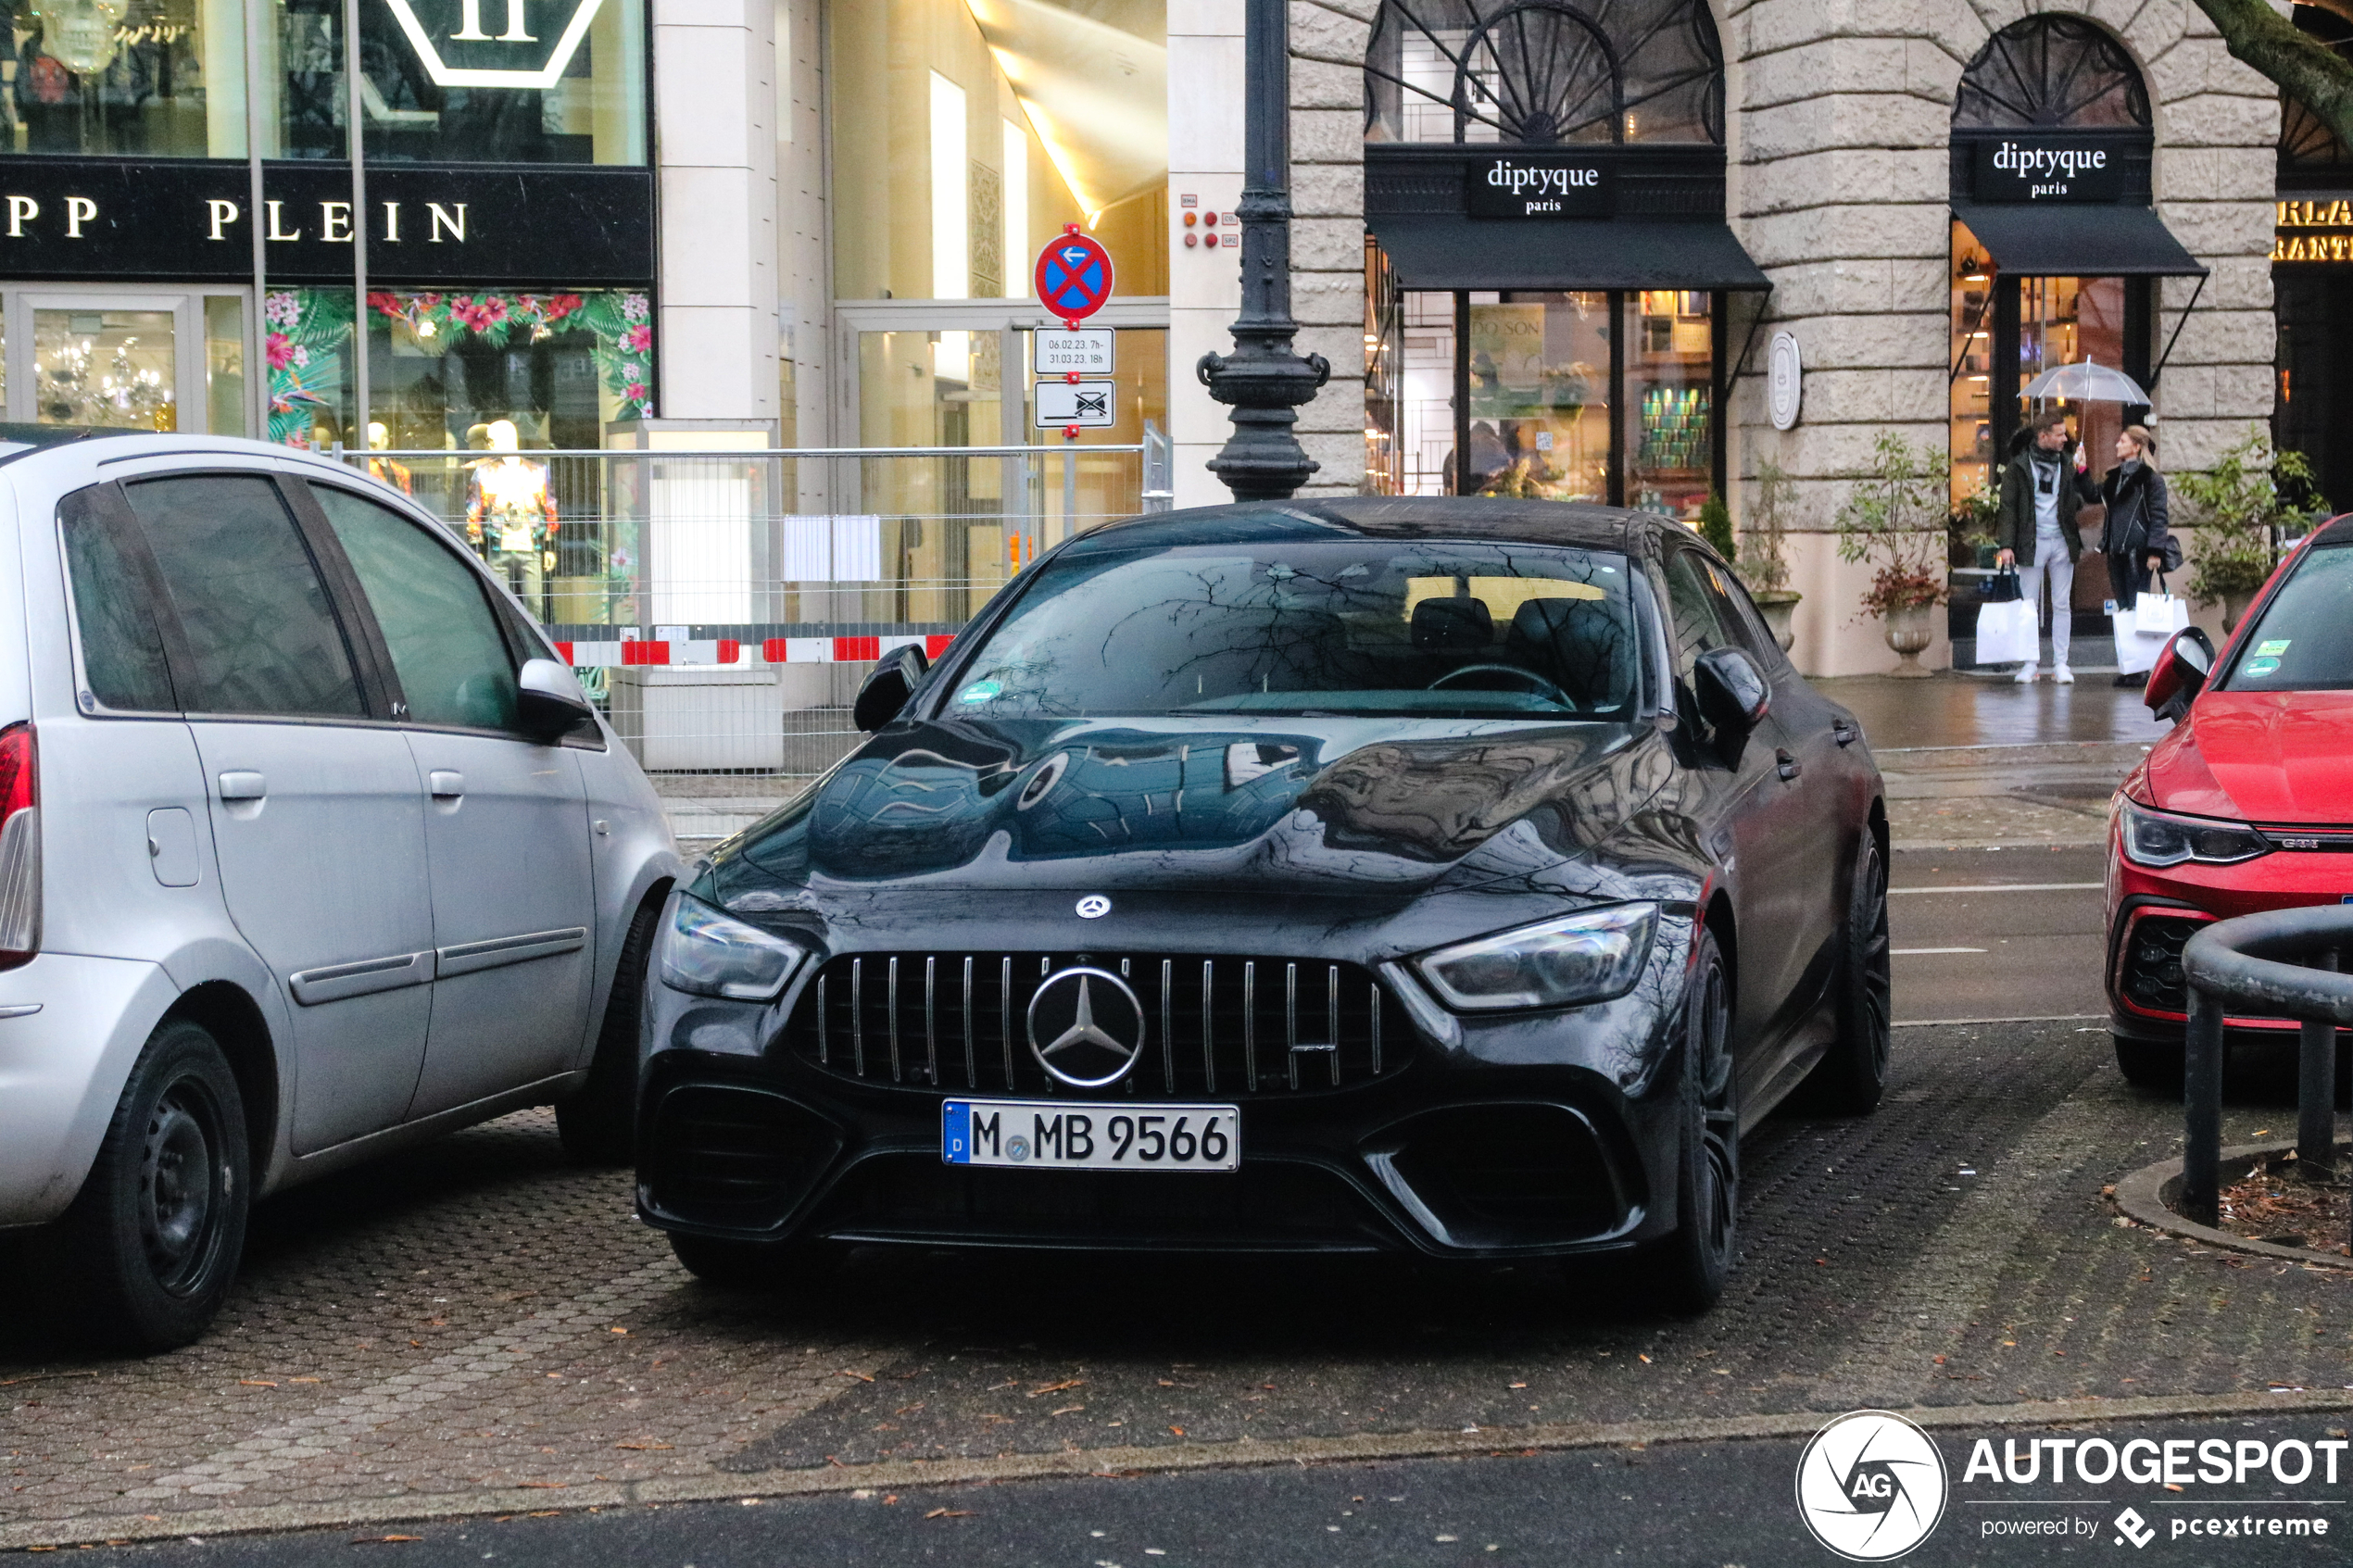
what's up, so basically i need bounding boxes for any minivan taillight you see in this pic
[0,722,40,968]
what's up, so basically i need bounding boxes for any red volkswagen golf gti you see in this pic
[2107,515,2353,1086]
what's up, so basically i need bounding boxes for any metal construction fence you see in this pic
[331,440,1168,815]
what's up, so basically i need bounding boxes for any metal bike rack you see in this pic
[2178,906,2352,1239]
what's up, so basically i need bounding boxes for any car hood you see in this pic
[698,714,1676,911]
[2146,692,2353,822]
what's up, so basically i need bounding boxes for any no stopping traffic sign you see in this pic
[1035,229,1114,323]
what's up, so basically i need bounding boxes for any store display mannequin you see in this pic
[465,420,558,609]
[366,421,413,495]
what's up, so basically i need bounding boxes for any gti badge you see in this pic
[1026,967,1145,1088]
[1076,894,1112,919]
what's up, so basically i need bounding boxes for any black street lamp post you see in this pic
[1197,0,1330,501]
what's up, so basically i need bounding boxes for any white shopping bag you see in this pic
[2111,604,2170,674]
[1975,597,2039,665]
[2133,588,2188,635]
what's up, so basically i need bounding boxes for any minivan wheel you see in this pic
[31,1020,249,1351]
[1628,928,1737,1314]
[558,894,663,1165]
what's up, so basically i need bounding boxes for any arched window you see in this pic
[1953,14,2149,130]
[1364,0,1722,146]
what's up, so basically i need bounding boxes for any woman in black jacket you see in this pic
[2098,425,2180,687]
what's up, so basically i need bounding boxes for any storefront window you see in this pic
[829,0,1164,304]
[1,0,647,162]
[264,285,651,448]
[1466,291,1608,499]
[1625,289,1712,521]
[32,305,175,426]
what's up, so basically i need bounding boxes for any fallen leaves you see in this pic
[613,1442,673,1451]
[925,1508,975,1519]
[350,1535,422,1545]
[1028,1378,1085,1398]
[237,1379,277,1387]
[837,1370,875,1383]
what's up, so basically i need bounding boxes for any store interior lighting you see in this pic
[964,0,1166,217]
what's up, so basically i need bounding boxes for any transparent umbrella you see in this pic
[2017,359,2150,405]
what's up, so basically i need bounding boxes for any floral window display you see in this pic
[265,286,655,449]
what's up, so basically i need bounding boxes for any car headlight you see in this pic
[1415,903,1659,1011]
[2118,798,2270,869]
[657,894,810,1001]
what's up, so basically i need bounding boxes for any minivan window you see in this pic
[122,476,366,719]
[60,493,176,712]
[311,485,520,732]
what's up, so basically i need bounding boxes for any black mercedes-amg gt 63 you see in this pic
[635,498,1890,1309]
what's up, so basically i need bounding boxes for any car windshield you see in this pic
[2219,543,2353,692]
[940,540,1642,720]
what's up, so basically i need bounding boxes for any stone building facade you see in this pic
[1207,0,2283,675]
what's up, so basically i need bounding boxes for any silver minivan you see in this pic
[0,431,683,1349]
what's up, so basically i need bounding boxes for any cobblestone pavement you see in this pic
[5,1018,2348,1543]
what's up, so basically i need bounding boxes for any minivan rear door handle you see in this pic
[428,770,465,799]
[217,771,266,801]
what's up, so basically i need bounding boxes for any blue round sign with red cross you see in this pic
[1035,229,1115,323]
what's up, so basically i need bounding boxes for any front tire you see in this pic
[1804,828,1893,1115]
[1634,927,1737,1314]
[558,894,663,1165]
[668,1232,845,1291]
[2113,1034,2185,1092]
[30,1020,249,1351]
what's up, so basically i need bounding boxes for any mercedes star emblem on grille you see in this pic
[1076,895,1112,919]
[1026,966,1146,1088]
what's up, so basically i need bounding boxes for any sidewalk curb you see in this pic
[11,1390,2353,1550]
[2112,1141,2353,1270]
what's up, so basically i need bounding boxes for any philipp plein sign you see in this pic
[1466,155,1612,220]
[385,0,606,89]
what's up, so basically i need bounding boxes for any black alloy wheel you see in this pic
[1805,828,1893,1114]
[558,893,665,1165]
[669,1232,847,1291]
[1634,926,1738,1313]
[31,1019,249,1350]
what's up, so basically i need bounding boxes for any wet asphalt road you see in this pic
[52,1411,2353,1567]
[1889,845,2108,1025]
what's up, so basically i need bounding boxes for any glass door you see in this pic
[3,288,252,434]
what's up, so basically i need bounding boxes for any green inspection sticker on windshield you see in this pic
[2256,639,2292,657]
[2245,657,2283,677]
[957,679,1003,704]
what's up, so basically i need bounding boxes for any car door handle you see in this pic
[1776,748,1802,782]
[1832,720,1860,747]
[216,771,266,802]
[428,770,465,799]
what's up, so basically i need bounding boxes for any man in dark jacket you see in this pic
[1994,411,2099,683]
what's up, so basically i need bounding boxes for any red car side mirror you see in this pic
[2145,626,2215,724]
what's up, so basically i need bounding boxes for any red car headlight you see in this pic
[2118,798,2269,869]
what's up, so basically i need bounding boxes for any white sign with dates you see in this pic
[1033,328,1114,375]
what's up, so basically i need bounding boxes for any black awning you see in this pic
[1951,202,2206,277]
[1367,216,1769,292]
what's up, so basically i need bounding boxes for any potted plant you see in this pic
[1737,459,1801,650]
[1949,483,1999,569]
[1835,434,1951,676]
[2174,427,2325,632]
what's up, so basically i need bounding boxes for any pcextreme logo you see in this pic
[1795,1411,1950,1561]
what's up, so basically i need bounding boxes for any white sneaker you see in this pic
[2053,664,2075,684]
[2014,662,2039,684]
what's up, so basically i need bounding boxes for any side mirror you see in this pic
[1692,646,1771,765]
[2145,625,2216,724]
[515,657,596,742]
[853,644,930,732]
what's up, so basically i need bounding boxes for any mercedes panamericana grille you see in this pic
[2108,514,2353,1085]
[636,500,1892,1310]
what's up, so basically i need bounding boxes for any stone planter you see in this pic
[1881,603,1935,677]
[1752,589,1800,652]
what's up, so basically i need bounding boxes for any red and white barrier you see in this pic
[554,633,954,669]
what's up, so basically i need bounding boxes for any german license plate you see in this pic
[942,1100,1239,1173]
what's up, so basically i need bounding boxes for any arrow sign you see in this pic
[1035,230,1114,322]
[1034,379,1117,429]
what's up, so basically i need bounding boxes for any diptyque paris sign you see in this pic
[385,0,607,88]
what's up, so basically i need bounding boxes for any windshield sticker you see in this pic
[957,679,1003,704]
[2256,639,2292,657]
[2244,657,2283,677]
